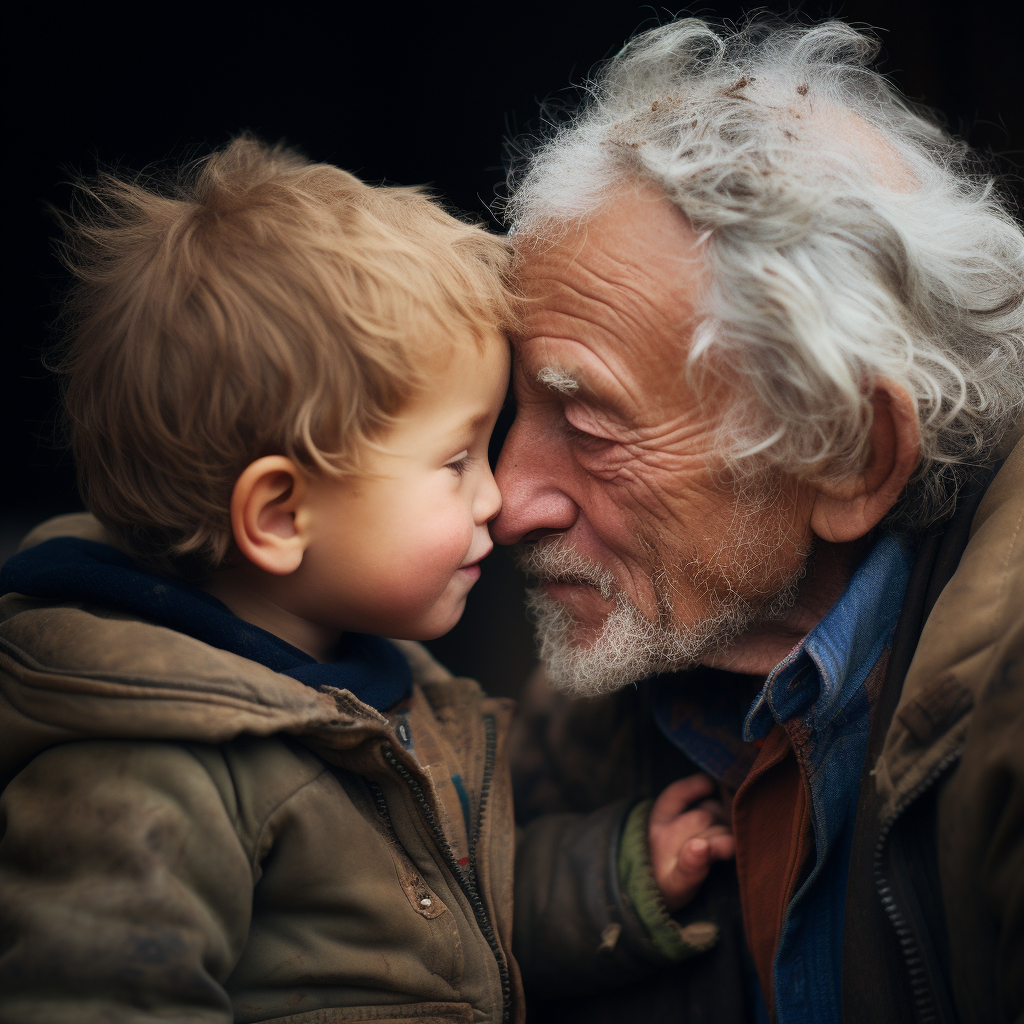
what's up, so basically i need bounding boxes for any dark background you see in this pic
[7,2,1021,697]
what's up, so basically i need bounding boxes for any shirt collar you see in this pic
[653,531,915,782]
[743,531,914,742]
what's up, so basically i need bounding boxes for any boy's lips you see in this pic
[458,546,492,579]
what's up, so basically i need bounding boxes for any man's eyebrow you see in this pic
[537,366,580,395]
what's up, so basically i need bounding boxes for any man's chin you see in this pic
[525,586,701,698]
[525,569,800,698]
[521,519,810,697]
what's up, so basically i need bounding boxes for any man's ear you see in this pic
[809,380,920,544]
[230,456,310,575]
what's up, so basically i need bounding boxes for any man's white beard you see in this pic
[517,530,806,698]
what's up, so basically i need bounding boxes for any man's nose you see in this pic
[491,416,578,545]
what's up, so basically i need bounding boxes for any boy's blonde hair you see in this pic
[55,136,516,580]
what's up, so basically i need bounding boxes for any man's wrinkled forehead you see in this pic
[508,187,709,418]
[510,186,706,332]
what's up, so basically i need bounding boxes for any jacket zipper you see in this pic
[367,778,396,834]
[378,714,509,1024]
[872,745,962,1024]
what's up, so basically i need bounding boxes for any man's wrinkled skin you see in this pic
[493,183,920,678]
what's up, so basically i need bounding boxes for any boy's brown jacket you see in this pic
[0,516,524,1024]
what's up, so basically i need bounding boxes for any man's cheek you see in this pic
[601,463,710,536]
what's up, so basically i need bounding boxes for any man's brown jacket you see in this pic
[510,440,1022,1024]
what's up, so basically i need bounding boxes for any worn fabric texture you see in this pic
[511,440,1023,1024]
[510,678,753,1024]
[0,516,524,1024]
[0,534,414,709]
[843,439,1024,1024]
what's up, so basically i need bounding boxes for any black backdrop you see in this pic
[7,1,1021,697]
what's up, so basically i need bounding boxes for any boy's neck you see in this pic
[202,565,341,663]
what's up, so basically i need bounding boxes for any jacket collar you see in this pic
[1,534,411,712]
[0,515,428,787]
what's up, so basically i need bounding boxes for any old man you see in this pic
[499,18,1022,1024]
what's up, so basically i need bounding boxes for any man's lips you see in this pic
[542,579,616,609]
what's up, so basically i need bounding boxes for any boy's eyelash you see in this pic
[446,452,472,475]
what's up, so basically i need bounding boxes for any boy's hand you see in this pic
[648,773,735,912]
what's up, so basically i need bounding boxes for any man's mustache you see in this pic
[514,537,616,602]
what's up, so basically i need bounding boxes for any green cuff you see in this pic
[617,799,719,961]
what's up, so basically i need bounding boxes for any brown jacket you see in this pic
[0,517,524,1024]
[842,439,1023,1024]
[510,440,1023,1024]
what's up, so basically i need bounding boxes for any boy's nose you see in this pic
[475,465,502,525]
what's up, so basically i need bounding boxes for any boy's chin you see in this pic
[389,602,468,643]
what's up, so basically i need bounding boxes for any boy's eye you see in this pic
[444,450,472,476]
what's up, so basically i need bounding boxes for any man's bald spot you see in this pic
[755,77,920,192]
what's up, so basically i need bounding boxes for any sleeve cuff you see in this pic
[617,799,719,961]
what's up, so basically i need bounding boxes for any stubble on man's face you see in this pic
[517,475,812,697]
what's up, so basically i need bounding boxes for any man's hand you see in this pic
[648,773,735,912]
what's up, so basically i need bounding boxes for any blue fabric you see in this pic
[0,536,411,711]
[655,532,915,1024]
[653,668,762,790]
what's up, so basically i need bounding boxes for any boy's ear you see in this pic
[809,380,920,544]
[230,456,310,575]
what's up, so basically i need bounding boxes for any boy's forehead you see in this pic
[397,336,509,422]
[416,328,509,381]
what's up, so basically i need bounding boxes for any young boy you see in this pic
[0,138,731,1024]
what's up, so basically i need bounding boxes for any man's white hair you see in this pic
[505,17,1024,528]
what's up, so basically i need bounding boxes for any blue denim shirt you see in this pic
[654,532,915,1024]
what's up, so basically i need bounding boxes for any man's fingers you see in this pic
[649,773,716,824]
